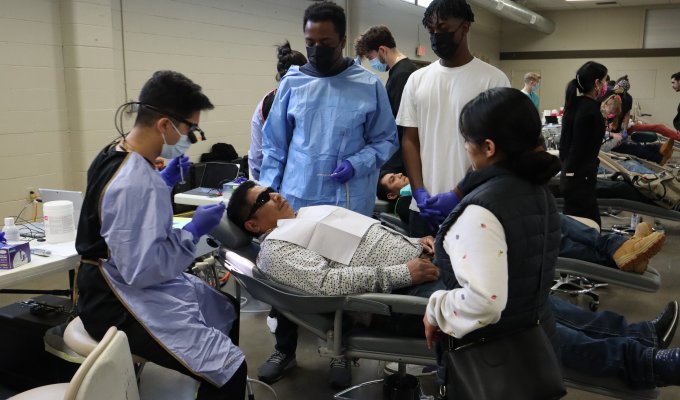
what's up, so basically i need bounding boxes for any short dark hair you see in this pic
[136,70,214,127]
[355,25,396,57]
[276,41,307,81]
[672,72,680,81]
[376,171,392,202]
[303,1,346,39]
[226,180,258,235]
[422,0,475,30]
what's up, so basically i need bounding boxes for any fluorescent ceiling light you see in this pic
[417,0,433,7]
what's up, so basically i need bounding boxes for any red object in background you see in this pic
[416,45,425,57]
[154,157,166,170]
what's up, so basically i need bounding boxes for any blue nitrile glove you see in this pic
[621,129,628,141]
[159,155,190,188]
[423,191,459,218]
[330,160,355,184]
[0,232,5,244]
[183,202,226,240]
[412,187,430,211]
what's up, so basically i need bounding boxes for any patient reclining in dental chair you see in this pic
[378,172,667,274]
[223,180,680,392]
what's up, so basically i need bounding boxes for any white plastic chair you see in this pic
[10,327,139,400]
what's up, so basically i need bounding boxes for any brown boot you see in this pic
[634,221,654,238]
[660,139,675,166]
[613,231,665,273]
[625,259,649,275]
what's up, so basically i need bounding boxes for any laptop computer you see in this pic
[38,189,84,226]
[182,162,240,197]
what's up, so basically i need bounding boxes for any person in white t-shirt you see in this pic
[397,0,510,237]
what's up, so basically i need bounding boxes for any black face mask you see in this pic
[430,24,464,60]
[306,45,338,73]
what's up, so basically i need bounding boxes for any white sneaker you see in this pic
[266,316,278,333]
[384,362,436,377]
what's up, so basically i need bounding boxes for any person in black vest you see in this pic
[248,41,306,180]
[423,87,680,390]
[423,87,562,359]
[559,61,609,227]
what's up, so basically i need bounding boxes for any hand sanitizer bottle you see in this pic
[2,217,20,242]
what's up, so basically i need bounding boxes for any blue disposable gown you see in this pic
[98,152,244,386]
[259,64,398,216]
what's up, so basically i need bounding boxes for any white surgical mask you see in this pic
[160,122,191,159]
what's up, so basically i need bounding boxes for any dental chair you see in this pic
[209,217,661,400]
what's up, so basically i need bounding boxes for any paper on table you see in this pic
[30,241,77,257]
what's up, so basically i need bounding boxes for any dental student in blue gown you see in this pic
[259,1,398,217]
[74,70,246,400]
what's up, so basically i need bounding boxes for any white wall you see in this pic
[500,6,680,123]
[0,0,70,225]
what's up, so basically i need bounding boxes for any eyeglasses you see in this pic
[246,187,276,220]
[139,103,207,144]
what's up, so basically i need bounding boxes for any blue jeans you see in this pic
[559,214,627,268]
[552,297,657,389]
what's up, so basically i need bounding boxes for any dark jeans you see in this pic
[552,297,657,389]
[612,142,662,164]
[559,214,627,268]
[270,308,298,356]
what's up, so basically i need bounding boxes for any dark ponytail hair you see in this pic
[564,61,607,110]
[459,87,561,185]
[275,41,307,81]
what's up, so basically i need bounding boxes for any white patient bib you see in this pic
[266,205,378,265]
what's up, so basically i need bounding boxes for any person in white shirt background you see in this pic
[397,0,510,237]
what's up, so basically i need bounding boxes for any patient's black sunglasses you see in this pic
[247,187,276,220]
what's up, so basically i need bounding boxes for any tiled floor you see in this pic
[1,212,680,399]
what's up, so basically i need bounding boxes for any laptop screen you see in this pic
[194,163,240,189]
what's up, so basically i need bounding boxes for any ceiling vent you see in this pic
[469,0,555,34]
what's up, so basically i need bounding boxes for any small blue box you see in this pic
[0,242,31,269]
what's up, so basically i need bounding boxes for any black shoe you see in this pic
[654,348,680,386]
[328,357,352,389]
[257,350,297,384]
[652,301,679,349]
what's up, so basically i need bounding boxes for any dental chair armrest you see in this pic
[349,293,428,315]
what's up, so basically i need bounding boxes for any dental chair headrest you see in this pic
[210,213,253,249]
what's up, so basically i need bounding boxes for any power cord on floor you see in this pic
[246,377,278,400]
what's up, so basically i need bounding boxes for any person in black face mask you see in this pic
[396,0,510,238]
[256,0,399,391]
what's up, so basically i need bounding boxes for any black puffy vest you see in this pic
[434,164,560,345]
